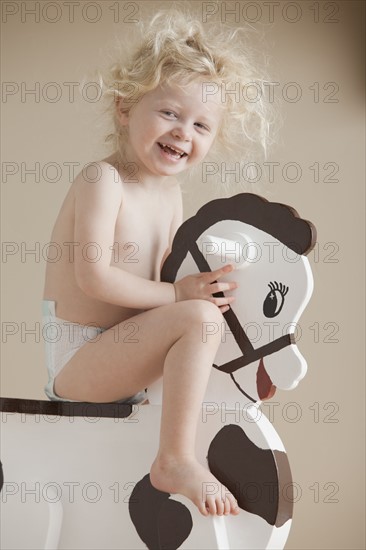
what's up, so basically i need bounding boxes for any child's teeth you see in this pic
[160,143,184,157]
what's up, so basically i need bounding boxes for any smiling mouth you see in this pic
[158,142,188,159]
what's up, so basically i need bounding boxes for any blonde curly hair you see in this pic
[97,5,276,186]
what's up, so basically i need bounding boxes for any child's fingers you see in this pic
[205,264,235,283]
[210,296,235,308]
[209,281,238,294]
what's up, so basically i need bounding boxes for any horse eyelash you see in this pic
[268,281,289,297]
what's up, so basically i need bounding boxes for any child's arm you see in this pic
[73,162,175,309]
[73,162,236,311]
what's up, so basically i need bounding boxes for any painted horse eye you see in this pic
[263,281,289,318]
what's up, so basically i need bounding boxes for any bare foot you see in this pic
[150,455,240,517]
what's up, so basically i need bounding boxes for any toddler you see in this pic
[43,8,270,516]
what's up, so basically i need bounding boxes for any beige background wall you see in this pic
[1,1,365,548]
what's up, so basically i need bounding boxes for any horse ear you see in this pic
[197,232,256,268]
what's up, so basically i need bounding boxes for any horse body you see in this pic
[134,194,316,549]
[0,194,316,550]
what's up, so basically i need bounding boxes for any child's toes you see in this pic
[215,497,224,516]
[223,497,231,515]
[206,496,217,515]
[199,500,209,516]
[231,497,240,515]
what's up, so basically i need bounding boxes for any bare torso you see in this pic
[43,153,181,328]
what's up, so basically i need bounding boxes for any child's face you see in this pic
[117,78,223,180]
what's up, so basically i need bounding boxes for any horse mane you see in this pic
[162,193,316,283]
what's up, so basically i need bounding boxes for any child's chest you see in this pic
[112,188,173,279]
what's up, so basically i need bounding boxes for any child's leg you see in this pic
[149,305,239,516]
[54,299,239,516]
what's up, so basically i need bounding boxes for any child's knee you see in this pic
[182,299,223,332]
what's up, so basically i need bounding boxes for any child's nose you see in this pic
[172,124,192,142]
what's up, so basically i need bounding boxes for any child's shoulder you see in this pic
[71,159,123,209]
[75,158,122,184]
[73,157,123,190]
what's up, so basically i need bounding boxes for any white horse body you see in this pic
[0,194,316,550]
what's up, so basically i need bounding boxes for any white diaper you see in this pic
[42,300,145,404]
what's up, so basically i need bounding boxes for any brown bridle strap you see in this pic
[189,241,255,357]
[215,334,295,374]
[188,241,295,375]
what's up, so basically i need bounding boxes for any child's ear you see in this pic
[115,97,129,126]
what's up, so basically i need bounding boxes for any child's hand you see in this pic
[173,264,237,313]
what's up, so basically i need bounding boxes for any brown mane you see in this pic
[162,193,316,283]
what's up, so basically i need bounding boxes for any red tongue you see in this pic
[256,358,276,400]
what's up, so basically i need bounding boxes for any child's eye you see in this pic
[195,122,209,131]
[162,111,177,118]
